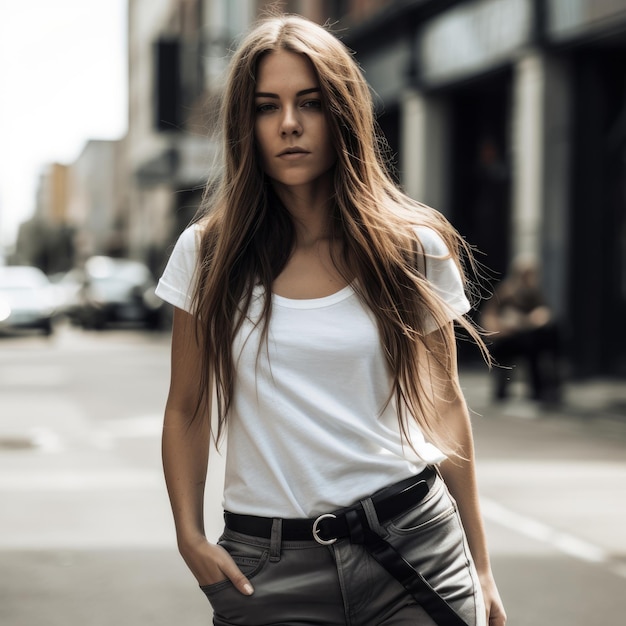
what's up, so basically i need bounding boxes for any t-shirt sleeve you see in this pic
[155,225,200,313]
[415,226,471,332]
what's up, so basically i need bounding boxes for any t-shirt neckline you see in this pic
[271,283,355,309]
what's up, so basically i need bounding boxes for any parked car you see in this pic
[51,268,86,318]
[0,266,56,335]
[67,256,163,330]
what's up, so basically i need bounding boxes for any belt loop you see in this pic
[269,518,282,562]
[360,497,386,538]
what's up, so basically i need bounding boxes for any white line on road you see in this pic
[481,497,625,579]
[30,428,65,452]
[0,469,162,491]
[101,415,163,438]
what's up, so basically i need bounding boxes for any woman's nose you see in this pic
[280,106,302,136]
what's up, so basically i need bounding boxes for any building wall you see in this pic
[124,0,175,267]
[344,0,626,376]
[37,163,70,226]
[67,140,120,260]
[13,163,74,273]
[127,0,172,171]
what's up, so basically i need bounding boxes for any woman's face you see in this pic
[254,50,336,193]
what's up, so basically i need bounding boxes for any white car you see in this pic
[0,266,57,335]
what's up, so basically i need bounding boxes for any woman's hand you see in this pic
[480,572,507,625]
[179,534,254,596]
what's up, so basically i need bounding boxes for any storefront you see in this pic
[415,0,531,281]
[546,0,626,375]
[349,0,532,319]
[348,0,626,375]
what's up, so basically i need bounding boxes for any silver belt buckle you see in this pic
[312,513,337,545]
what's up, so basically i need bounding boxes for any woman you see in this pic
[156,14,506,626]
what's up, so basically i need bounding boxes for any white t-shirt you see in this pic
[156,224,470,518]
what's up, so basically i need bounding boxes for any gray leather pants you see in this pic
[201,474,486,625]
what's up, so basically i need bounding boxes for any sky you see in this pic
[0,0,128,251]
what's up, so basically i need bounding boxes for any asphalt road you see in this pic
[1,324,624,625]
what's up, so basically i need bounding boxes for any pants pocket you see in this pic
[386,477,455,534]
[201,538,344,626]
[384,476,483,625]
[200,534,270,598]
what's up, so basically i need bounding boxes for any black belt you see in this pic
[225,466,436,544]
[224,466,469,626]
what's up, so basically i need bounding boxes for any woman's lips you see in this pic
[278,151,310,160]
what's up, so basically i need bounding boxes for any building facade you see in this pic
[122,0,345,276]
[118,0,626,377]
[67,139,124,261]
[343,0,626,377]
[14,163,74,274]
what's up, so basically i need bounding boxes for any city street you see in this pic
[1,324,624,625]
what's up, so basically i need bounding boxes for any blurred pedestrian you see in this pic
[156,14,505,626]
[481,255,562,403]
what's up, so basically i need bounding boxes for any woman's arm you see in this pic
[162,307,254,595]
[421,327,506,625]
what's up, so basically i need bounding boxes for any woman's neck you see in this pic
[272,181,335,248]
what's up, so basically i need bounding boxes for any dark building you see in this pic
[343,0,626,378]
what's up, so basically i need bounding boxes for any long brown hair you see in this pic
[190,14,488,454]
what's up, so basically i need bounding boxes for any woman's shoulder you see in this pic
[165,224,201,266]
[390,197,455,258]
[179,221,203,244]
[175,216,217,251]
[412,224,452,258]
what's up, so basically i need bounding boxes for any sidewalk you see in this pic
[459,366,626,440]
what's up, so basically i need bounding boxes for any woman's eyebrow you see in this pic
[254,87,321,98]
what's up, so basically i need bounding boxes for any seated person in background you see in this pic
[481,255,562,403]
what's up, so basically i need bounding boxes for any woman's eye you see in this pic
[256,103,276,113]
[302,99,322,110]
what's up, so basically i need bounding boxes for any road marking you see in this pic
[0,415,163,456]
[0,469,162,491]
[481,497,625,579]
[0,428,65,453]
[30,428,65,452]
[90,415,163,450]
[101,415,163,438]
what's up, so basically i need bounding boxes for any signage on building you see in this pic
[419,0,532,87]
[547,0,626,41]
